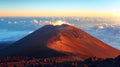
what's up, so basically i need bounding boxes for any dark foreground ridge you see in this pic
[0,55,120,67]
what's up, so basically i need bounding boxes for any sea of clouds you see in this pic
[0,17,120,49]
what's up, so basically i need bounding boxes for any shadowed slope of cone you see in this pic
[0,25,67,57]
[0,24,120,60]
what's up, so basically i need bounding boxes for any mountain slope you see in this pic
[0,24,120,60]
[48,25,120,59]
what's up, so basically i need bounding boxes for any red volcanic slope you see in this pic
[1,24,120,60]
[48,25,120,59]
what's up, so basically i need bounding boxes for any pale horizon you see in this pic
[0,0,120,17]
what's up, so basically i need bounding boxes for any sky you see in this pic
[0,0,120,17]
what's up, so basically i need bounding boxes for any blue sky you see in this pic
[0,0,120,16]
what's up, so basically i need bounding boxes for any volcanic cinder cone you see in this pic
[0,24,120,60]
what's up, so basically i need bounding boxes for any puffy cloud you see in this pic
[8,21,11,24]
[33,19,39,24]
